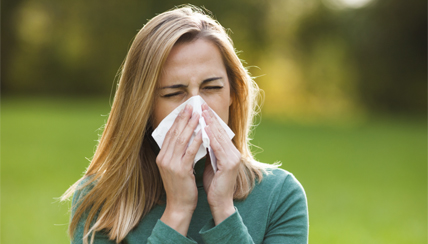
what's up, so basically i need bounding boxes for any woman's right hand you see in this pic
[156,104,203,236]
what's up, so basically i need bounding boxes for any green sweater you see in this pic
[71,159,308,243]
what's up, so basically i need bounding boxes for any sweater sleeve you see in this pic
[71,178,198,244]
[199,208,254,243]
[264,173,309,244]
[146,220,197,244]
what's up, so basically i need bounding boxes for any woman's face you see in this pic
[152,38,232,128]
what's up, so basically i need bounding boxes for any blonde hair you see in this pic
[62,5,275,244]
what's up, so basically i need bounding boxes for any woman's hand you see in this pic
[201,103,241,225]
[156,104,203,236]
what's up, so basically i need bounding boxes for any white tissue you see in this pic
[151,95,235,172]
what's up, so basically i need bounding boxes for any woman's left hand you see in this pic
[201,103,241,225]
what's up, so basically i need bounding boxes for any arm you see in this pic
[264,173,309,244]
[199,105,254,243]
[150,104,202,242]
[199,173,308,244]
[73,105,202,244]
[70,180,198,244]
[201,104,241,225]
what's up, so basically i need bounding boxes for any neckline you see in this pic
[194,157,206,188]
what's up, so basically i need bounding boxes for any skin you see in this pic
[153,38,241,236]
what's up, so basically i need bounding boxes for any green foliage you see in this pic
[2,0,426,116]
[2,97,426,243]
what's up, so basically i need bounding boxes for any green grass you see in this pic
[2,97,427,244]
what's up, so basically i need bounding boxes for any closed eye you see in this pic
[162,92,183,98]
[204,86,223,90]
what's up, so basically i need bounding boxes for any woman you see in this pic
[62,5,308,244]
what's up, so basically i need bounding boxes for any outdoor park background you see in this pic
[2,0,426,243]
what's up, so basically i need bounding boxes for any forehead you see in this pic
[158,39,227,85]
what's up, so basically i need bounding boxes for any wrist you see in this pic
[160,206,194,236]
[210,203,235,226]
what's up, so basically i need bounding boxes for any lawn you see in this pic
[2,97,427,243]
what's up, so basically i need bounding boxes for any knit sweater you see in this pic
[71,158,308,243]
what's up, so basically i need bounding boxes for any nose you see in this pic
[188,87,201,98]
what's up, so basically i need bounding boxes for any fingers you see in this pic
[173,112,200,156]
[202,104,241,166]
[161,104,193,158]
[204,125,225,156]
[182,130,203,163]
[205,124,241,171]
[201,105,229,147]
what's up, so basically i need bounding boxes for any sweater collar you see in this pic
[194,157,206,188]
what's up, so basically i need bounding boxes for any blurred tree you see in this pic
[2,0,25,92]
[294,0,426,114]
[2,0,268,95]
[348,0,427,113]
[2,0,426,116]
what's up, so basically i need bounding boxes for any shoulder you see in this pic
[258,167,306,197]
[71,175,97,213]
[258,168,308,236]
[252,167,308,215]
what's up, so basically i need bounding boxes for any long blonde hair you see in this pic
[62,5,274,244]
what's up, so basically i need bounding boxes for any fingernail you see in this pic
[193,112,199,120]
[203,110,210,119]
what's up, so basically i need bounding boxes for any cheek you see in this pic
[205,96,231,124]
[151,110,162,129]
[152,101,170,128]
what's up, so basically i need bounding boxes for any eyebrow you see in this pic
[159,77,223,89]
